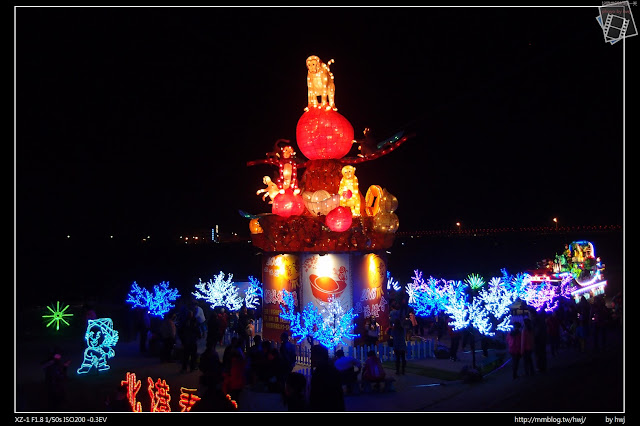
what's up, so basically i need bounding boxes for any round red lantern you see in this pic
[272,189,305,218]
[325,206,352,232]
[296,108,355,160]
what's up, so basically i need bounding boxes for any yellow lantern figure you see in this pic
[256,176,279,204]
[379,189,398,213]
[306,55,336,111]
[249,218,263,234]
[338,165,361,217]
[373,212,399,233]
[277,145,300,195]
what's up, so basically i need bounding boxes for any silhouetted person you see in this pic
[284,371,308,411]
[199,345,223,390]
[390,320,407,374]
[134,307,151,353]
[507,322,523,379]
[309,344,345,411]
[279,331,297,382]
[522,318,535,376]
[334,348,361,394]
[41,348,71,411]
[206,309,221,352]
[159,312,177,362]
[546,311,561,357]
[362,350,386,391]
[532,310,548,373]
[591,296,609,351]
[104,383,130,412]
[448,322,462,362]
[178,310,201,373]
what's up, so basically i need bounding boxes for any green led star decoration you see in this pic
[42,301,73,330]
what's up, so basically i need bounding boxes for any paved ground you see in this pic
[15,326,624,414]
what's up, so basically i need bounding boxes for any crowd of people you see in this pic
[37,291,618,412]
[502,295,614,379]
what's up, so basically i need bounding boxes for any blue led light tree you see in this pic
[126,281,180,318]
[406,271,449,317]
[279,290,321,345]
[279,290,359,351]
[386,271,401,291]
[476,277,517,332]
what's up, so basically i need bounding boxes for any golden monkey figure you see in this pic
[306,55,336,111]
[339,165,361,217]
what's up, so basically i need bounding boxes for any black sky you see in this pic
[16,6,626,241]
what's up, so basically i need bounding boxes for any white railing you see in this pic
[221,318,435,367]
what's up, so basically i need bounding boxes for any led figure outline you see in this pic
[77,318,119,374]
[42,301,73,330]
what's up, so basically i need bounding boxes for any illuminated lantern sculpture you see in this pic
[326,206,352,232]
[256,176,279,204]
[306,55,336,110]
[303,189,341,216]
[373,211,399,233]
[378,189,398,213]
[338,165,361,217]
[296,107,354,160]
[372,189,399,233]
[245,55,415,346]
[364,185,383,216]
[249,218,263,234]
[276,144,300,195]
[272,188,305,218]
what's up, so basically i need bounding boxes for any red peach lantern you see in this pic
[325,206,352,232]
[296,108,355,160]
[272,188,305,218]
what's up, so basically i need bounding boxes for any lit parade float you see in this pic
[528,240,607,303]
[245,55,415,346]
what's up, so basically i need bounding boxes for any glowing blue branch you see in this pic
[244,276,263,309]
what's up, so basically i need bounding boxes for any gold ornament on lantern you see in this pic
[364,185,383,216]
[378,189,398,213]
[249,218,264,234]
[373,212,399,233]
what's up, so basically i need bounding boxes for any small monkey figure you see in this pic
[256,176,279,204]
[338,165,361,217]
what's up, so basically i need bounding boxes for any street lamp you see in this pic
[553,217,558,230]
[456,222,461,233]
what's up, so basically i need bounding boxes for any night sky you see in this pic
[16,6,626,242]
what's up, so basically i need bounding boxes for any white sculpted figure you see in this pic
[306,55,336,111]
